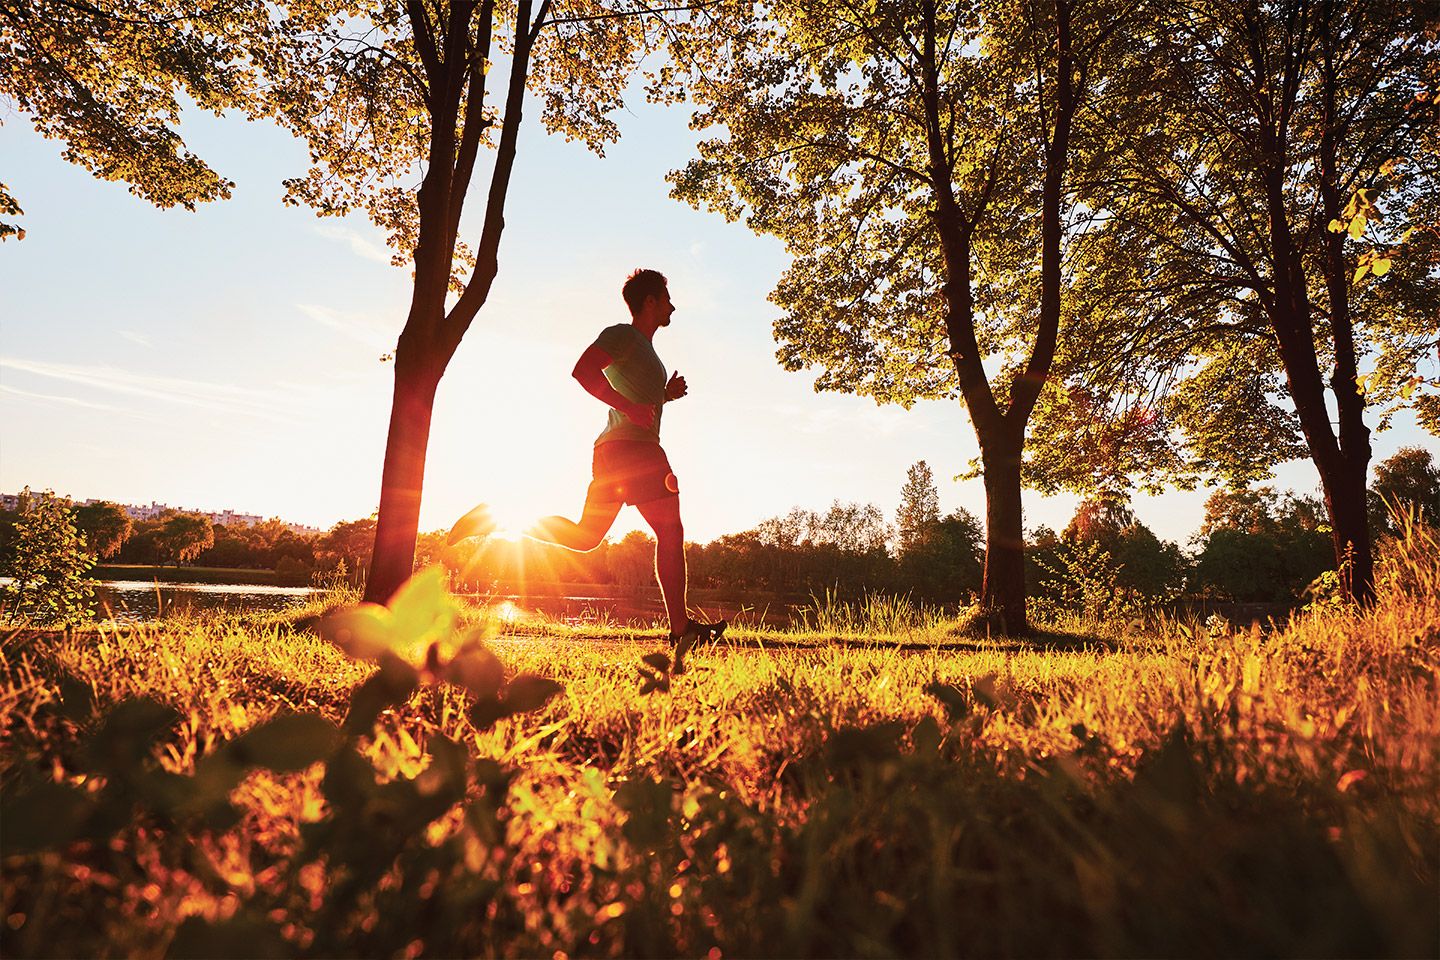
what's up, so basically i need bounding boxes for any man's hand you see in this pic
[624,401,657,428]
[665,370,688,402]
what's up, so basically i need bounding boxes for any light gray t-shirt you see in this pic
[592,323,666,446]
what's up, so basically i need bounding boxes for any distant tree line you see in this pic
[3,446,1436,605]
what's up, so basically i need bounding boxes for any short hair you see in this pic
[622,268,668,315]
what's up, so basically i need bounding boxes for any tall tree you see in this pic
[673,0,1132,632]
[896,460,940,555]
[253,1,681,602]
[1093,0,1440,602]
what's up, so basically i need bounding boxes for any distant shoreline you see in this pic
[93,564,282,586]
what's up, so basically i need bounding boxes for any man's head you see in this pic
[622,268,674,328]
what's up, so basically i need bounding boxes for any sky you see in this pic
[1,80,1434,548]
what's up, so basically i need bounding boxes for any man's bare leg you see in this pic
[531,493,622,552]
[635,495,686,635]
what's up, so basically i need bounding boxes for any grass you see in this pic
[3,524,1438,958]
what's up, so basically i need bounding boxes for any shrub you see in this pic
[1,488,96,625]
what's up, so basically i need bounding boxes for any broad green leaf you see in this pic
[446,644,505,699]
[318,603,396,661]
[387,565,456,642]
[504,675,564,713]
[227,714,341,772]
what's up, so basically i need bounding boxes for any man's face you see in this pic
[652,287,675,326]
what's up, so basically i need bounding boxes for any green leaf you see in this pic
[504,675,564,713]
[166,916,289,959]
[0,781,97,854]
[445,643,505,699]
[227,713,340,772]
[924,680,971,721]
[318,603,395,661]
[468,698,509,731]
[343,656,419,735]
[85,698,181,775]
[388,565,456,642]
[912,715,942,755]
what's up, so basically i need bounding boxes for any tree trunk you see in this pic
[364,355,442,604]
[1321,454,1374,601]
[979,428,1027,634]
[1316,28,1376,604]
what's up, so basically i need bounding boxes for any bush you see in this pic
[1,489,96,625]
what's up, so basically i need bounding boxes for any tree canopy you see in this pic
[0,0,264,239]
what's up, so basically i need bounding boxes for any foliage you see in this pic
[898,508,985,603]
[607,530,657,589]
[314,517,377,584]
[1086,0,1438,601]
[1,489,96,625]
[3,524,1438,956]
[691,501,895,596]
[897,460,941,556]
[1368,446,1440,538]
[0,0,264,238]
[155,512,215,566]
[1029,500,1188,621]
[672,0,1145,632]
[72,501,133,560]
[1192,487,1335,602]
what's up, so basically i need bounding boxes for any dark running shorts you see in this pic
[589,440,679,506]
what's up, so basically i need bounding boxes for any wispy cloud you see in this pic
[297,303,399,353]
[765,402,916,438]
[1,382,129,414]
[119,330,152,347]
[314,223,394,265]
[0,356,287,421]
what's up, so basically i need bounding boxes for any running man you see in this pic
[449,268,724,655]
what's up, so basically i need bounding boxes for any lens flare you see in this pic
[487,503,533,542]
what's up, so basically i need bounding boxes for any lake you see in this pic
[2,579,804,628]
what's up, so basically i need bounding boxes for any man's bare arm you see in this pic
[572,343,655,428]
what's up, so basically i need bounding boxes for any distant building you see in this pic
[2,492,324,535]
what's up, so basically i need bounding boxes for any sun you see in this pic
[486,502,535,542]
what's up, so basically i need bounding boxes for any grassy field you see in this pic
[3,526,1438,958]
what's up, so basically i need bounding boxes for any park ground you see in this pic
[2,524,1438,958]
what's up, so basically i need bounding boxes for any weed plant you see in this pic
[2,525,1437,957]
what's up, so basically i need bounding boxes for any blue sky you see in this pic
[1,86,1432,547]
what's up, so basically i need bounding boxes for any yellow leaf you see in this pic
[388,565,457,642]
[1327,218,1345,233]
[1353,263,1369,283]
[1371,257,1391,276]
[318,603,395,661]
[1348,215,1367,240]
